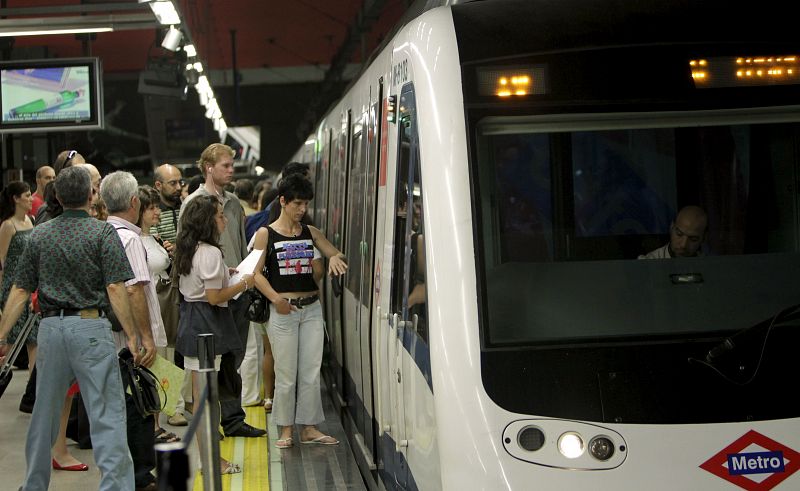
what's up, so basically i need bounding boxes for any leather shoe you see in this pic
[52,458,89,472]
[226,423,266,438]
[135,482,157,491]
[19,399,34,414]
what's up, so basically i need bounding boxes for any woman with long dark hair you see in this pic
[0,181,35,358]
[174,195,253,474]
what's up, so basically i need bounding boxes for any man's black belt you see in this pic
[287,294,319,308]
[42,308,104,319]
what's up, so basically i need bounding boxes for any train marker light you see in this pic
[387,95,397,124]
[558,432,584,459]
[588,436,615,461]
[517,426,545,452]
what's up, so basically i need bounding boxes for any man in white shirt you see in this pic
[639,205,708,259]
[100,171,162,491]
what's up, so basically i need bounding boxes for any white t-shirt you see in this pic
[179,242,230,306]
[141,234,170,281]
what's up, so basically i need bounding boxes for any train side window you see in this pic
[391,84,428,342]
[345,115,367,296]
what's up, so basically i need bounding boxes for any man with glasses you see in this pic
[639,205,708,259]
[150,163,189,426]
[151,164,184,253]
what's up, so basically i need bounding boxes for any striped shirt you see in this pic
[152,202,180,245]
[107,216,167,348]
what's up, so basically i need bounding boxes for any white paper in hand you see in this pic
[230,249,264,299]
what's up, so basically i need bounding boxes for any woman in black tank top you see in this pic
[252,174,347,448]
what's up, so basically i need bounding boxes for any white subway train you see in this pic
[291,0,800,489]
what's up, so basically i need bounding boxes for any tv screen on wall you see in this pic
[0,57,103,133]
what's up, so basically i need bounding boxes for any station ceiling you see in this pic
[0,0,408,172]
[2,0,407,75]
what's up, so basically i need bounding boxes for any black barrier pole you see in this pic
[155,441,189,491]
[197,333,222,491]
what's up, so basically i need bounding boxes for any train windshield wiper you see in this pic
[695,303,800,385]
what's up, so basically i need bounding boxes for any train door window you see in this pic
[391,84,428,342]
[314,129,332,229]
[328,114,350,251]
[362,101,380,300]
[345,115,367,296]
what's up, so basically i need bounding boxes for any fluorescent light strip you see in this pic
[149,1,181,25]
[0,27,113,37]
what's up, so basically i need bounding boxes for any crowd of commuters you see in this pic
[0,143,346,490]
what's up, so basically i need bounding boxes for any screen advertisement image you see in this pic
[1,66,92,124]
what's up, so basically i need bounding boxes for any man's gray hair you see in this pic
[100,171,139,213]
[54,166,92,208]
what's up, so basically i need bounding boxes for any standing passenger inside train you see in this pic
[174,195,253,474]
[251,174,348,448]
[0,166,141,490]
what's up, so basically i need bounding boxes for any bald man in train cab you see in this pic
[639,205,708,259]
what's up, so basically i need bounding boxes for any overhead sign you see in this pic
[700,430,800,490]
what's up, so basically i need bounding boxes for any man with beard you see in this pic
[150,163,190,426]
[151,164,184,253]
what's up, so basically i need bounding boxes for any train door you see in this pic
[342,93,382,469]
[343,112,366,442]
[387,82,427,489]
[326,113,350,400]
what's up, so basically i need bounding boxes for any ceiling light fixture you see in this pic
[149,1,181,25]
[0,26,113,37]
[161,26,183,51]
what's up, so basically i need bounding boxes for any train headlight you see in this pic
[517,426,545,452]
[557,432,584,459]
[588,436,615,461]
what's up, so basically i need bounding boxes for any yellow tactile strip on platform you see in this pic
[193,406,269,491]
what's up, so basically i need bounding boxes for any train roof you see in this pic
[452,0,800,64]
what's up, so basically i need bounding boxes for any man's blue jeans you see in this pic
[22,315,133,491]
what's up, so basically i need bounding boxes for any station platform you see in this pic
[0,366,365,490]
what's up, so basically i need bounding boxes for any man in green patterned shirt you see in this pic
[0,166,141,491]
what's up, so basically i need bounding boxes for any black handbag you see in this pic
[246,289,270,323]
[245,244,272,324]
[119,348,164,418]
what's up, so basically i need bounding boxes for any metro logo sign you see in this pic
[700,430,800,490]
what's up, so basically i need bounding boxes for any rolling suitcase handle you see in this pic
[0,313,40,399]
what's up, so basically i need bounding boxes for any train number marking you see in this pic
[392,59,408,86]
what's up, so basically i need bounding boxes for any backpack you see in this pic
[245,204,272,244]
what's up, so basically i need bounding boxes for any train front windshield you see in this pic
[476,115,800,346]
[472,113,800,424]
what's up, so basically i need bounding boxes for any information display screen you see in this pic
[0,58,103,133]
[691,55,800,88]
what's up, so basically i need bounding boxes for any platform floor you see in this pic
[0,364,365,490]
